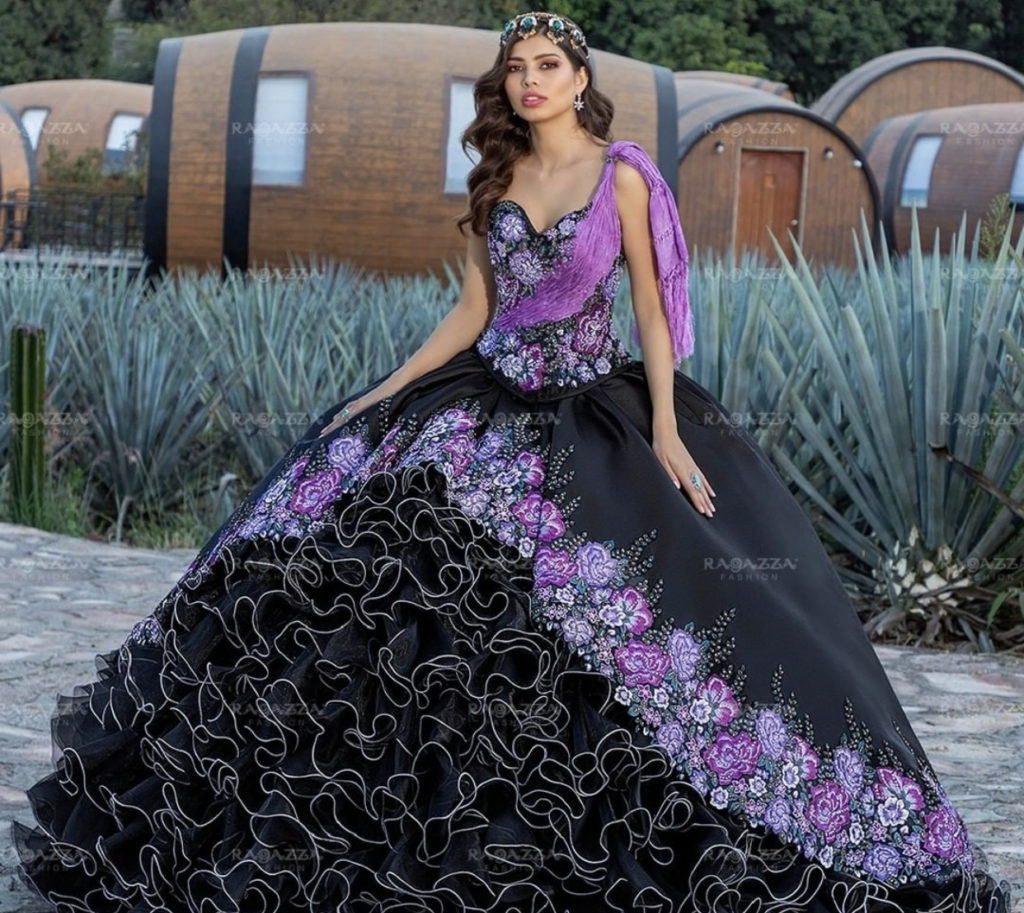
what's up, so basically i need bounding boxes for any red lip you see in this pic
[522,94,547,105]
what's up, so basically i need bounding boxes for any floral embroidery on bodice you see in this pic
[474,150,634,399]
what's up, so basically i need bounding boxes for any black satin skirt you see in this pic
[11,346,1013,912]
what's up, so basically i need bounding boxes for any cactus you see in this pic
[9,324,46,526]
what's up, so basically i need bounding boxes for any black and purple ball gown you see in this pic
[10,139,1012,913]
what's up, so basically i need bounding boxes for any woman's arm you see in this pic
[614,160,716,517]
[318,228,495,437]
[616,161,677,429]
[374,228,496,398]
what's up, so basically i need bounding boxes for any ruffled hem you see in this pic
[11,461,1012,913]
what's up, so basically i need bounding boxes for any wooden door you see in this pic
[736,149,803,264]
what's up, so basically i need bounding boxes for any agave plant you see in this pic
[59,264,225,540]
[191,253,459,485]
[978,314,1024,636]
[613,242,822,456]
[761,207,1024,650]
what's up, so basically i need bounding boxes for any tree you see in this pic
[752,0,962,102]
[0,0,110,84]
[562,0,771,75]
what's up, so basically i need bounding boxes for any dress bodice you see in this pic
[473,145,634,400]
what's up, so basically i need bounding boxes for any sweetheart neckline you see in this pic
[492,148,615,236]
[491,197,595,237]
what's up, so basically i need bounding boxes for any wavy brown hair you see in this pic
[455,24,615,238]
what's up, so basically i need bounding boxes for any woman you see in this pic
[11,10,1012,913]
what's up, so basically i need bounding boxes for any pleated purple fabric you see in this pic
[492,138,694,366]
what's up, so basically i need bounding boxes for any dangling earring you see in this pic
[573,91,584,111]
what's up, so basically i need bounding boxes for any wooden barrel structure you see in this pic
[811,47,1024,146]
[0,99,37,247]
[862,101,1024,253]
[676,70,794,101]
[674,77,877,269]
[143,22,680,277]
[0,79,151,183]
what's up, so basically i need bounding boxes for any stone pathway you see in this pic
[0,520,1021,912]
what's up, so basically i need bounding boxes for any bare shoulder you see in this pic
[612,157,650,208]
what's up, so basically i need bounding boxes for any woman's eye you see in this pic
[507,62,556,72]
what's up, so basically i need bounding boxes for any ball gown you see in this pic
[10,139,1013,913]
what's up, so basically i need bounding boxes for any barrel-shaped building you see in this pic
[144,21,678,276]
[862,101,1024,253]
[0,99,37,247]
[0,79,151,182]
[811,47,1024,146]
[676,70,794,101]
[672,77,877,268]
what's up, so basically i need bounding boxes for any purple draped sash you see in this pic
[492,139,694,365]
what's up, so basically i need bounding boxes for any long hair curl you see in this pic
[455,26,615,238]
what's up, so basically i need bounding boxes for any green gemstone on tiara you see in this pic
[500,13,589,55]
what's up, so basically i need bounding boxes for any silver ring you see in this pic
[689,471,702,491]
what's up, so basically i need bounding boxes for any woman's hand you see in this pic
[317,391,384,438]
[652,418,717,517]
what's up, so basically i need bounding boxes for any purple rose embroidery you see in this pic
[667,629,701,681]
[576,542,618,587]
[697,675,740,726]
[508,248,544,284]
[764,796,793,835]
[512,491,543,534]
[499,211,526,241]
[788,735,820,780]
[561,617,594,646]
[710,787,730,809]
[442,432,476,474]
[755,708,787,759]
[704,731,761,784]
[288,467,344,515]
[573,309,609,355]
[656,721,686,756]
[513,451,545,487]
[806,781,851,842]
[832,746,866,794]
[615,639,670,687]
[872,767,925,812]
[510,494,565,542]
[476,430,503,459]
[326,434,366,473]
[922,805,966,859]
[458,488,490,517]
[614,587,652,633]
[862,844,902,882]
[534,547,577,588]
[438,408,477,432]
[515,344,545,392]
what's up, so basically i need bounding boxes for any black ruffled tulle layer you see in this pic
[11,403,1013,912]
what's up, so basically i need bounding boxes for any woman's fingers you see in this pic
[318,399,364,438]
[675,458,716,517]
[654,437,716,518]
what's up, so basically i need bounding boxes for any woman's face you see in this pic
[503,32,586,123]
